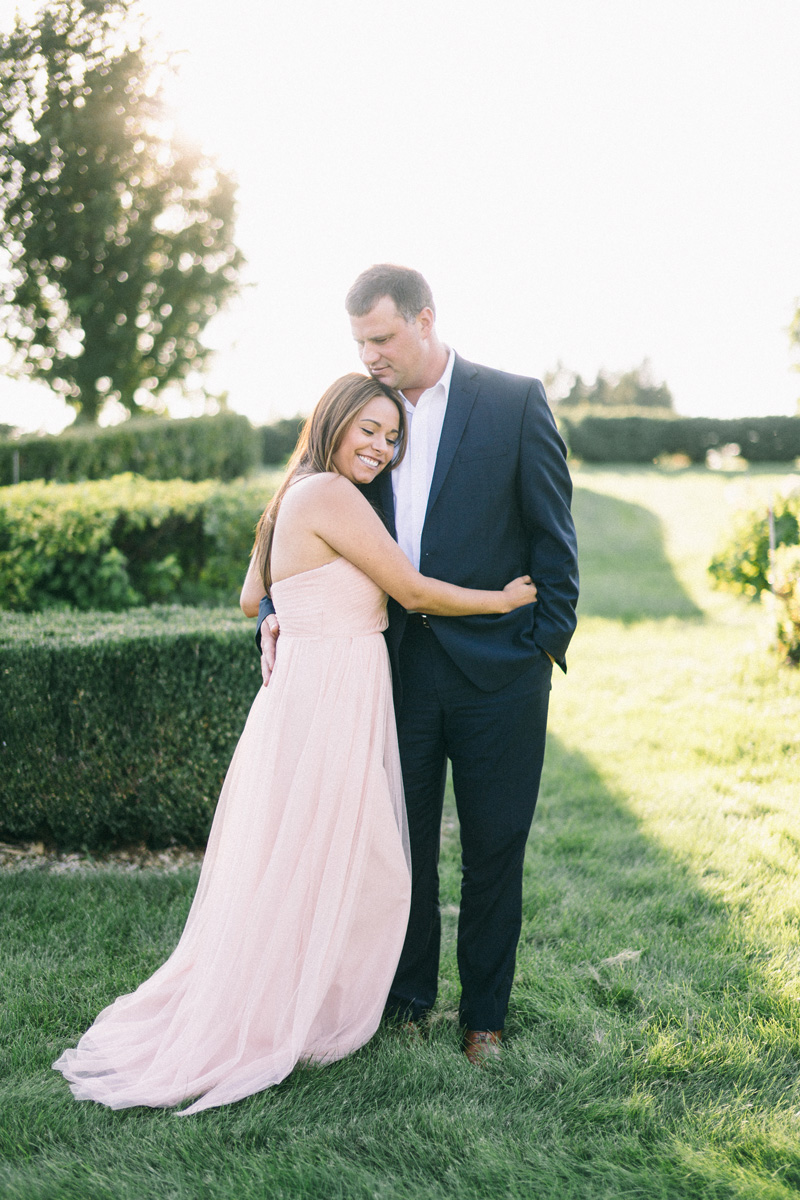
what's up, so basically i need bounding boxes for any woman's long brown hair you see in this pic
[253,373,407,594]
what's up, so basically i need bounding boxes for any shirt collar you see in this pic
[438,346,456,397]
[401,347,455,411]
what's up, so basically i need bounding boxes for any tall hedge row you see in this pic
[0,474,276,612]
[0,413,261,486]
[560,413,800,463]
[4,407,799,483]
[0,607,260,849]
[260,417,304,467]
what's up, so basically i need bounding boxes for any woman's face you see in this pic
[331,395,402,485]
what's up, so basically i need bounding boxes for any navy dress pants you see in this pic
[386,616,553,1032]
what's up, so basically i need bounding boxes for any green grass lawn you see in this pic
[2,465,800,1199]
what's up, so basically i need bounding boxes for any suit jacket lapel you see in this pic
[424,353,479,521]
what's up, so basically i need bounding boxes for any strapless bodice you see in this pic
[270,556,388,638]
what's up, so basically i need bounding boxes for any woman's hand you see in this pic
[502,576,537,611]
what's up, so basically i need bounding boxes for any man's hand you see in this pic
[260,615,280,687]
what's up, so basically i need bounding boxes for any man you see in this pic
[259,265,578,1063]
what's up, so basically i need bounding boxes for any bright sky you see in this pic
[2,0,800,433]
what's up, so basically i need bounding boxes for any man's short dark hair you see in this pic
[345,264,435,322]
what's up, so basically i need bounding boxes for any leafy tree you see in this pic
[547,361,674,411]
[0,0,244,423]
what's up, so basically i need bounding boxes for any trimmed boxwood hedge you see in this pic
[561,413,800,463]
[0,412,260,486]
[0,607,261,849]
[0,473,279,612]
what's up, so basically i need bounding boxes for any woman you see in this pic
[53,374,536,1114]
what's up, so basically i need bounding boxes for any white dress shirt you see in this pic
[392,348,455,571]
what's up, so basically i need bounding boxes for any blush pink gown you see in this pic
[53,557,411,1114]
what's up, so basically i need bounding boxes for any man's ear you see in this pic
[416,306,435,338]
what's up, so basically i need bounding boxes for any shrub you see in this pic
[770,544,800,665]
[709,486,800,664]
[0,607,261,849]
[562,413,800,464]
[708,491,800,598]
[0,473,278,612]
[0,412,260,486]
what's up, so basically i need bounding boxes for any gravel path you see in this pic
[0,840,204,874]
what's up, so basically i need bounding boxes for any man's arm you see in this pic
[255,595,279,687]
[519,379,579,671]
[255,593,275,652]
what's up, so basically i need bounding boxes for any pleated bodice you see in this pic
[271,556,388,639]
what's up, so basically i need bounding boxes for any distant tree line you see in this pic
[546,361,674,411]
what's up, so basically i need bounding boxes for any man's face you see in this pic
[350,296,431,393]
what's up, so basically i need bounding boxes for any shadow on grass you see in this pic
[573,486,703,621]
[436,732,800,1195]
[504,731,799,1194]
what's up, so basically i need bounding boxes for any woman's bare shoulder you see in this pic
[283,472,360,508]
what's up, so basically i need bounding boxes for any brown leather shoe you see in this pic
[463,1029,502,1065]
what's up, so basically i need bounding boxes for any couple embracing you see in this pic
[54,265,579,1114]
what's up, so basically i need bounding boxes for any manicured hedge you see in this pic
[0,412,260,486]
[261,416,304,466]
[0,607,261,849]
[561,414,800,464]
[0,473,278,612]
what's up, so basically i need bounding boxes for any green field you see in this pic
[2,465,800,1199]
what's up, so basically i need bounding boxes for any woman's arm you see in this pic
[307,474,536,615]
[240,550,267,617]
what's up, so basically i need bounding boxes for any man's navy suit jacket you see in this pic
[257,353,579,695]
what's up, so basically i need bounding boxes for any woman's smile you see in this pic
[332,395,401,483]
